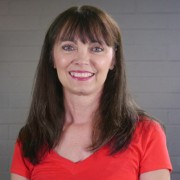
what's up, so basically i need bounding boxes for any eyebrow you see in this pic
[59,36,105,44]
[90,40,105,45]
[61,39,78,44]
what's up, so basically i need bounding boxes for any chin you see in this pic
[65,85,103,96]
[69,87,97,96]
[73,90,92,96]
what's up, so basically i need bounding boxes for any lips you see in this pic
[69,71,94,78]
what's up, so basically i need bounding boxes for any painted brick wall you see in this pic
[0,0,180,179]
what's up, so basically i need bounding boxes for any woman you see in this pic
[10,5,172,180]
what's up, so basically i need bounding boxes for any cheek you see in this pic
[54,55,68,69]
[53,48,68,69]
[96,56,113,71]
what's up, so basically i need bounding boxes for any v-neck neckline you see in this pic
[51,144,109,167]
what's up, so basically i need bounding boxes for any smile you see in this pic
[69,71,94,78]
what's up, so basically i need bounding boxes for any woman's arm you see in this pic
[140,169,170,180]
[11,173,29,180]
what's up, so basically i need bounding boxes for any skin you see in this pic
[52,38,115,162]
[11,38,171,180]
[140,169,170,180]
[53,38,115,96]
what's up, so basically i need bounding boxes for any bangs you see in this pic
[56,9,116,46]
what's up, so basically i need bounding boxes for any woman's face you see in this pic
[53,37,114,96]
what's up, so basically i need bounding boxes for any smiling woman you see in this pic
[10,5,172,180]
[53,39,114,96]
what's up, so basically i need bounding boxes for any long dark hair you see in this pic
[18,5,145,165]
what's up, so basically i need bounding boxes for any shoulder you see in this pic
[135,116,164,137]
[11,141,34,179]
[132,116,167,152]
[132,116,172,173]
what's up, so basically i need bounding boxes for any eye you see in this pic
[91,46,104,52]
[62,44,76,51]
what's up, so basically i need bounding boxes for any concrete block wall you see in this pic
[0,0,179,179]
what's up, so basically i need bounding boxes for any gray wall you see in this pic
[0,0,180,179]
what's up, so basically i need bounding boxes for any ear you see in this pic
[52,58,56,69]
[109,56,115,70]
[109,64,114,70]
[53,62,56,69]
[51,49,56,69]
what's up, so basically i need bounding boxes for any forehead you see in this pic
[57,27,106,45]
[54,12,115,47]
[59,36,106,45]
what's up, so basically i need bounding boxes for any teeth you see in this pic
[70,72,94,78]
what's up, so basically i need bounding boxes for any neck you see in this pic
[63,91,101,125]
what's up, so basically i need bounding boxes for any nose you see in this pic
[74,45,90,65]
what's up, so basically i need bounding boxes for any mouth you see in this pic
[69,71,95,80]
[69,71,95,78]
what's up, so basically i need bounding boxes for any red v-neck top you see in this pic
[10,118,172,180]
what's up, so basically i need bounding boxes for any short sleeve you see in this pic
[10,141,33,178]
[139,120,172,174]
